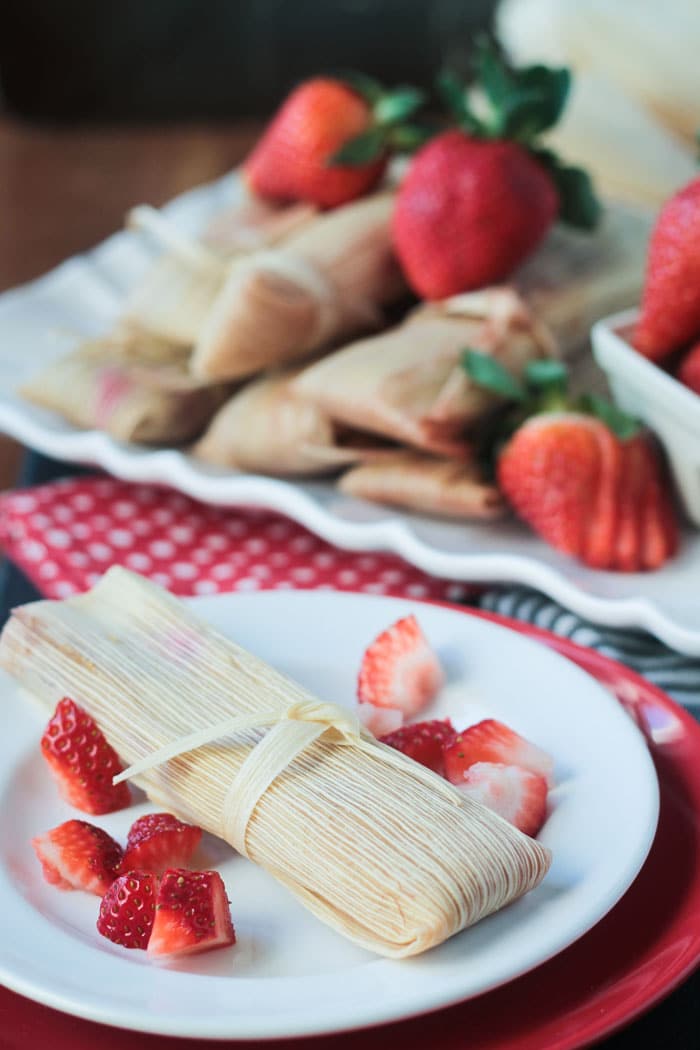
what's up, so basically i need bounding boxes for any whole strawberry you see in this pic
[393,43,600,299]
[245,76,425,209]
[635,177,700,361]
[394,133,558,299]
[464,353,678,572]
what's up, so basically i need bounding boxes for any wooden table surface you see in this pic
[0,116,261,488]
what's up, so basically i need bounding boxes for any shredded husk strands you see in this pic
[0,568,550,958]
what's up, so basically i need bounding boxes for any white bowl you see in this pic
[592,309,700,527]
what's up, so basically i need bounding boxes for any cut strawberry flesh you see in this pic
[456,762,548,837]
[444,718,554,786]
[97,870,159,949]
[148,868,235,958]
[357,615,444,718]
[41,696,131,815]
[32,819,124,896]
[357,702,404,738]
[122,813,203,876]
[380,719,457,776]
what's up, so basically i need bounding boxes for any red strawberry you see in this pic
[497,413,678,572]
[32,819,123,896]
[394,131,558,299]
[148,869,236,958]
[454,762,548,837]
[380,719,457,776]
[634,177,700,360]
[444,719,554,786]
[41,697,131,815]
[357,614,444,718]
[122,813,202,876]
[245,78,388,209]
[677,340,700,396]
[97,870,158,949]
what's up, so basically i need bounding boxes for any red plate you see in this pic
[1,607,699,1049]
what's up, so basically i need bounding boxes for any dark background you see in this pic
[0,0,494,122]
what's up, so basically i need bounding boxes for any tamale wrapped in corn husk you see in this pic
[21,333,230,445]
[123,199,319,345]
[338,451,507,520]
[193,368,396,476]
[0,568,550,958]
[293,288,553,456]
[190,193,406,382]
[513,205,651,356]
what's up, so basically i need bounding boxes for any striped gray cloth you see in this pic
[477,587,700,708]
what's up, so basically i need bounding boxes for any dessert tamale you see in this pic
[0,568,550,958]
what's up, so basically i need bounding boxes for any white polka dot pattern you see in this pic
[0,477,471,603]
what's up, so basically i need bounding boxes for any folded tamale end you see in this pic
[339,452,508,521]
[0,567,551,958]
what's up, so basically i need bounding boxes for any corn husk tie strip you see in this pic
[115,697,463,859]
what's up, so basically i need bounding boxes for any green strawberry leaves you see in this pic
[474,40,571,140]
[330,77,428,168]
[462,349,526,400]
[463,349,640,440]
[332,128,388,166]
[577,394,641,440]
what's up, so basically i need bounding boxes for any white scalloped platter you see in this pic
[0,174,698,654]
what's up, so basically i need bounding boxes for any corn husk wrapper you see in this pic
[122,196,320,347]
[293,288,553,456]
[513,204,650,358]
[0,568,551,958]
[339,452,507,520]
[190,193,406,382]
[193,369,395,476]
[201,197,319,256]
[21,334,230,445]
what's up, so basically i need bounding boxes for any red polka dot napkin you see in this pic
[0,477,473,602]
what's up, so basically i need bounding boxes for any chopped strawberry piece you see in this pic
[122,813,202,876]
[41,697,131,815]
[32,819,124,896]
[148,869,236,958]
[444,719,554,786]
[357,615,444,719]
[97,870,159,949]
[380,719,457,776]
[357,702,404,738]
[455,762,548,837]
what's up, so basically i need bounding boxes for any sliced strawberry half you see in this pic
[444,718,554,786]
[148,869,236,958]
[97,870,159,949]
[41,697,131,815]
[32,819,124,896]
[380,719,457,776]
[456,762,548,837]
[357,615,444,719]
[122,813,203,876]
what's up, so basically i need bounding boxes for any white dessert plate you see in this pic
[0,589,658,1039]
[0,175,698,655]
